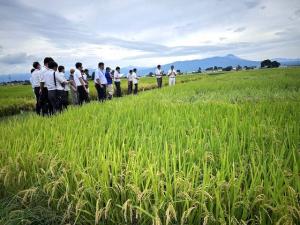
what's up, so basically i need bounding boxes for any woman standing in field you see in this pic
[69,68,78,105]
[167,65,177,86]
[114,67,122,97]
[105,67,113,100]
[132,68,139,94]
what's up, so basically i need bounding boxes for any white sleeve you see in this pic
[167,70,171,75]
[39,71,45,82]
[56,73,66,83]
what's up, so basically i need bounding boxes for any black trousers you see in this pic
[115,82,122,97]
[128,81,133,94]
[48,90,59,113]
[40,87,53,116]
[77,86,89,105]
[157,77,162,88]
[33,87,41,115]
[134,83,138,95]
[62,91,69,109]
[95,84,107,101]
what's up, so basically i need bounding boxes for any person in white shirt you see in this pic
[44,61,68,113]
[94,62,107,101]
[30,61,42,114]
[167,65,177,86]
[155,65,163,88]
[114,66,122,97]
[40,57,54,115]
[74,62,89,105]
[132,68,139,95]
[58,65,69,110]
[127,70,133,94]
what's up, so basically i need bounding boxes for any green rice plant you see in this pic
[0,68,299,224]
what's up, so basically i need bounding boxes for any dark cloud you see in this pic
[260,5,266,10]
[234,27,246,32]
[295,9,300,17]
[244,0,260,9]
[0,52,34,65]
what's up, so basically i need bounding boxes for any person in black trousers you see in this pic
[40,57,54,116]
[30,62,41,114]
[127,70,133,94]
[114,66,122,97]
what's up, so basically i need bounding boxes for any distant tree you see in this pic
[217,67,223,71]
[147,72,153,77]
[261,59,272,68]
[236,65,242,71]
[271,61,280,68]
[206,67,213,71]
[91,71,95,80]
[213,66,218,71]
[222,66,233,71]
[197,67,202,73]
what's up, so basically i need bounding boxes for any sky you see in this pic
[0,0,299,74]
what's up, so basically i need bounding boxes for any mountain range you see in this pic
[1,54,300,82]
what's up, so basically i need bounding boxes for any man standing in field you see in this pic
[155,65,163,88]
[114,67,122,97]
[40,57,54,115]
[74,62,89,105]
[30,61,42,114]
[57,65,69,109]
[94,62,107,102]
[132,68,139,94]
[127,69,133,94]
[167,65,177,86]
[105,67,113,100]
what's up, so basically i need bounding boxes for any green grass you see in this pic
[0,68,299,224]
[0,75,203,117]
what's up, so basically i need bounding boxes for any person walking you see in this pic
[105,67,113,100]
[132,68,139,95]
[57,65,69,110]
[155,65,163,88]
[39,57,54,115]
[167,65,177,86]
[127,70,133,94]
[69,68,78,105]
[74,62,89,105]
[30,61,42,114]
[94,62,107,102]
[114,67,122,97]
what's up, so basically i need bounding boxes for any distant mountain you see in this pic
[137,54,260,75]
[272,58,300,66]
[0,73,30,83]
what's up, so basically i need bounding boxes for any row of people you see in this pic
[30,57,178,115]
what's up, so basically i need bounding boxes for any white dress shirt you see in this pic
[95,69,107,85]
[132,72,138,84]
[39,66,49,83]
[74,69,83,87]
[127,73,133,81]
[44,69,67,91]
[168,69,177,78]
[57,72,70,91]
[155,68,162,78]
[30,69,41,88]
[114,71,121,82]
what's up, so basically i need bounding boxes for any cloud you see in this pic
[244,0,260,9]
[0,52,34,65]
[234,27,247,32]
[295,9,300,17]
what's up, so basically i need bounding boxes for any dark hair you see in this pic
[48,61,58,69]
[58,65,65,72]
[106,67,110,71]
[32,61,40,69]
[31,68,35,73]
[98,62,104,67]
[84,69,89,73]
[129,70,133,73]
[157,65,161,68]
[43,57,54,65]
[133,68,137,72]
[116,66,120,70]
[75,62,82,69]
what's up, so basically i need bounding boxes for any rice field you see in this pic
[0,68,299,224]
[0,74,203,117]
